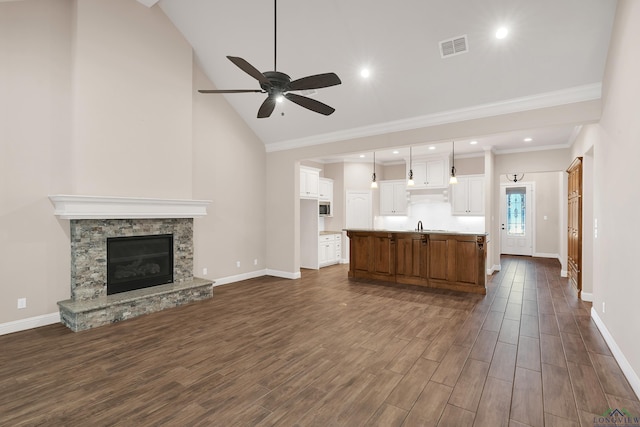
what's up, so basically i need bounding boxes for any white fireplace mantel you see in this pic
[49,195,211,219]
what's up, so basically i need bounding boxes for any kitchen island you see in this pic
[345,229,488,294]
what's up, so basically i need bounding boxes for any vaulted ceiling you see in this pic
[155,0,616,158]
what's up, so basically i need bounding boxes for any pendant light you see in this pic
[407,146,415,186]
[449,141,458,184]
[371,151,378,189]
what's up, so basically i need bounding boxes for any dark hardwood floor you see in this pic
[1,256,638,426]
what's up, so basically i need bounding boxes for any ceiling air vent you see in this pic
[439,34,468,58]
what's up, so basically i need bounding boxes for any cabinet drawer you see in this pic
[320,235,334,242]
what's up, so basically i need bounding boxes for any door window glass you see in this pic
[506,187,526,236]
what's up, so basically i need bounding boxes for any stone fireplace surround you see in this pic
[50,195,213,332]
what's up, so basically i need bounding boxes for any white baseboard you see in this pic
[487,264,501,275]
[533,252,559,259]
[591,307,640,400]
[266,269,301,280]
[212,269,268,287]
[560,270,568,277]
[0,312,60,336]
[581,292,593,302]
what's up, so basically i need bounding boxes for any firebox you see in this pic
[106,234,174,295]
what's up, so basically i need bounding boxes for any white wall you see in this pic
[585,0,640,395]
[191,64,266,282]
[0,0,74,323]
[0,0,268,327]
[72,0,193,198]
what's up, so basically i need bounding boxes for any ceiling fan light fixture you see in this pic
[196,0,341,118]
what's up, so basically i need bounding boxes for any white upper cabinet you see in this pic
[318,177,333,202]
[451,175,484,215]
[300,166,320,199]
[406,155,449,189]
[380,180,408,215]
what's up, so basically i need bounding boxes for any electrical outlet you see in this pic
[602,302,606,313]
[17,298,26,309]
[236,261,241,268]
[254,259,258,266]
[202,267,208,275]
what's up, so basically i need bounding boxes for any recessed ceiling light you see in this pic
[495,27,508,39]
[392,150,399,154]
[524,137,533,142]
[360,68,371,78]
[359,154,365,158]
[470,140,478,145]
[429,146,436,150]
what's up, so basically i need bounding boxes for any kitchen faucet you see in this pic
[417,220,423,231]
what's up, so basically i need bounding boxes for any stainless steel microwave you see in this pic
[319,202,331,217]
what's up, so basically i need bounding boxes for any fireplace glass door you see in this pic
[107,234,174,295]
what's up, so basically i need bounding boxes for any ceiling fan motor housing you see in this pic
[261,71,291,96]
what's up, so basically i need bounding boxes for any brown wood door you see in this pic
[567,157,583,297]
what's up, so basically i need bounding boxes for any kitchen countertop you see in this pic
[320,230,343,235]
[343,228,488,236]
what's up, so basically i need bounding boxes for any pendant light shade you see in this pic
[449,141,458,184]
[371,151,378,189]
[407,146,415,186]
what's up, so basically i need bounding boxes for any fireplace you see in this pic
[107,234,174,295]
[50,195,214,332]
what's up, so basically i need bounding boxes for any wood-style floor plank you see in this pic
[1,256,638,426]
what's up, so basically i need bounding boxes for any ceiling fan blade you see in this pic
[285,93,335,116]
[288,73,342,91]
[198,89,263,94]
[227,56,270,86]
[257,97,277,118]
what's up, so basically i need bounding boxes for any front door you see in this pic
[500,183,533,256]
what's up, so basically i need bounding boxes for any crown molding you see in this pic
[493,144,569,155]
[265,83,602,153]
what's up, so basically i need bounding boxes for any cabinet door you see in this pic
[306,170,319,198]
[451,175,484,215]
[411,163,428,188]
[319,240,335,266]
[300,171,308,198]
[319,178,333,202]
[396,234,427,284]
[451,177,469,215]
[300,168,319,198]
[392,182,407,215]
[467,177,484,214]
[425,158,445,187]
[379,182,396,215]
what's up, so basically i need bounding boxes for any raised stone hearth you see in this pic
[50,195,213,332]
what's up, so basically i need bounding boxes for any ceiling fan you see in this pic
[198,0,341,118]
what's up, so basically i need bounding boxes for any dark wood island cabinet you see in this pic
[345,230,487,294]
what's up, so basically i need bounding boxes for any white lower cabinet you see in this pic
[319,233,341,267]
